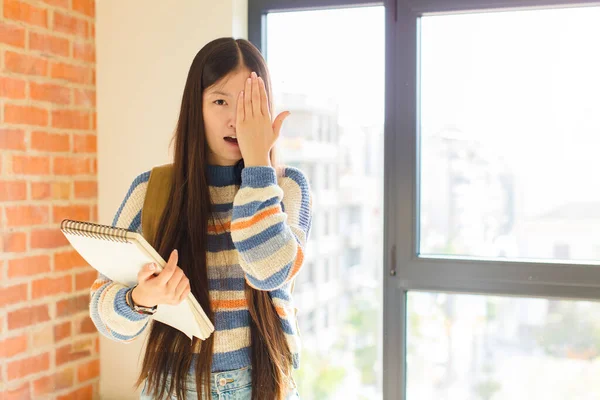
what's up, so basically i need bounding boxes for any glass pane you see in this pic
[419,7,600,262]
[266,6,385,400]
[407,291,600,399]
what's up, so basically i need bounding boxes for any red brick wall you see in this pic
[1,0,99,398]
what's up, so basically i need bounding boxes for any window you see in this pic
[250,1,600,399]
[257,5,385,398]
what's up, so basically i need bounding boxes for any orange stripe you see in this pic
[287,246,304,281]
[275,306,287,318]
[208,221,230,234]
[91,279,109,291]
[230,206,280,231]
[212,299,248,309]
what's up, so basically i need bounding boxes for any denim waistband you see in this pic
[166,365,252,394]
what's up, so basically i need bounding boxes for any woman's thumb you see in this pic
[138,263,157,281]
[272,111,291,137]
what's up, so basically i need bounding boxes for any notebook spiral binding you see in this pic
[60,219,131,243]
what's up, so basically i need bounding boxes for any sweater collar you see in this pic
[206,161,243,186]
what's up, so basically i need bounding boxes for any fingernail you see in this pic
[173,249,178,256]
[251,71,257,78]
[247,78,251,83]
[149,263,155,270]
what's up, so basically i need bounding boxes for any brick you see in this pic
[0,21,25,47]
[57,384,93,400]
[75,269,97,290]
[54,321,71,342]
[4,104,48,126]
[0,334,28,358]
[72,0,94,17]
[31,131,70,151]
[56,294,88,317]
[77,316,95,334]
[52,110,89,130]
[0,180,27,201]
[77,359,99,382]
[5,51,48,76]
[1,383,31,400]
[91,112,96,130]
[1,231,27,252]
[0,128,25,150]
[53,204,90,222]
[7,353,50,381]
[8,304,50,330]
[33,367,74,397]
[54,250,87,271]
[12,155,51,175]
[8,254,51,278]
[32,275,72,299]
[31,181,71,200]
[50,61,91,84]
[4,0,48,28]
[53,156,91,175]
[56,343,90,366]
[0,76,26,99]
[29,31,70,57]
[31,228,69,249]
[30,82,71,105]
[0,283,28,308]
[73,41,95,63]
[31,324,53,347]
[74,181,96,198]
[5,205,49,227]
[73,134,96,153]
[73,88,95,107]
[53,11,88,37]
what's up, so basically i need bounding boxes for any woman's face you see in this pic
[202,68,252,166]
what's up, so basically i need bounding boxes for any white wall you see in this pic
[96,1,247,398]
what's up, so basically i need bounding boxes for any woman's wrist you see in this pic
[130,286,156,308]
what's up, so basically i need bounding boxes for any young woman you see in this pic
[89,37,312,400]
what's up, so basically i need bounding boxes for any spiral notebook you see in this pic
[60,219,214,342]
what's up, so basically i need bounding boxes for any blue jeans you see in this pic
[139,365,300,400]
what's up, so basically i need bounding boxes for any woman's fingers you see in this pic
[251,72,261,117]
[244,76,253,118]
[258,77,269,117]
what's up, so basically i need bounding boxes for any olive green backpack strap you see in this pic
[141,163,174,246]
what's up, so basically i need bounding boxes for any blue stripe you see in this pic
[114,287,149,321]
[214,310,250,330]
[212,202,234,213]
[209,278,246,291]
[129,210,142,232]
[283,167,312,233]
[270,286,292,301]
[210,348,252,373]
[207,232,235,252]
[233,222,286,252]
[240,167,277,189]
[280,317,296,335]
[232,197,280,219]
[112,171,150,227]
[238,230,295,264]
[110,323,149,341]
[245,259,294,290]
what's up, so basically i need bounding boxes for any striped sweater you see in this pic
[89,164,312,372]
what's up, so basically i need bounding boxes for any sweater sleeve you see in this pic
[230,166,313,291]
[88,171,152,342]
